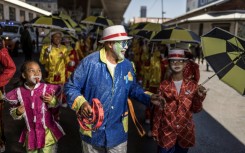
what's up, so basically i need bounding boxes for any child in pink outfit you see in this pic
[4,61,65,153]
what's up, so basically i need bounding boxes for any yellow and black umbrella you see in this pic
[135,30,156,40]
[80,16,114,27]
[42,30,78,44]
[201,27,245,95]
[28,15,74,32]
[151,26,200,44]
[141,23,165,32]
[74,24,87,33]
[128,22,148,36]
[53,12,78,28]
[129,22,148,30]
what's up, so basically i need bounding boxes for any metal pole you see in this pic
[161,0,163,22]
[161,0,165,23]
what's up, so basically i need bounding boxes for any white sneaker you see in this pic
[147,131,152,137]
[145,119,150,124]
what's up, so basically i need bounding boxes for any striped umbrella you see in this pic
[42,30,78,44]
[54,12,78,28]
[141,23,165,32]
[80,16,114,27]
[201,27,245,95]
[129,22,148,30]
[74,24,87,33]
[151,26,200,44]
[28,15,74,32]
[135,30,156,40]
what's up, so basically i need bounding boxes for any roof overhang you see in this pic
[181,10,245,23]
[4,0,51,16]
[100,0,131,24]
[165,0,231,25]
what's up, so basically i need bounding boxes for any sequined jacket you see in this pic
[152,78,206,149]
[5,83,65,150]
[64,48,151,147]
[39,44,68,84]
[0,48,16,87]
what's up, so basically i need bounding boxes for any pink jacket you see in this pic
[5,83,65,150]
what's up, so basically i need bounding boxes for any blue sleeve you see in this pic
[64,59,88,108]
[128,64,151,106]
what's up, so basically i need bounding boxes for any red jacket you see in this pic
[152,78,206,149]
[0,48,16,87]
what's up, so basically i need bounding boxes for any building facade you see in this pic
[0,0,51,22]
[57,0,131,24]
[165,0,245,38]
[26,0,58,13]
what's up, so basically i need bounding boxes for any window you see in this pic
[237,22,245,39]
[3,26,19,34]
[212,23,230,32]
[20,10,25,22]
[9,7,16,21]
[199,23,203,36]
[0,4,3,20]
[29,13,33,20]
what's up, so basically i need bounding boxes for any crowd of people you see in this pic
[0,24,208,153]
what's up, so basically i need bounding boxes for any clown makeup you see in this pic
[22,62,42,86]
[30,75,42,84]
[169,59,185,73]
[112,41,128,60]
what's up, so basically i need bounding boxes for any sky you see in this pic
[123,0,187,22]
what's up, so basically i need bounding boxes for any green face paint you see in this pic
[112,42,125,60]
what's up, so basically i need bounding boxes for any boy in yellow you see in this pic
[39,30,68,85]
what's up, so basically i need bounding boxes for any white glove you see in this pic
[69,61,75,67]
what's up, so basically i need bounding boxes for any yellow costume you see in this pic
[75,40,85,60]
[140,44,150,90]
[132,39,141,63]
[149,50,162,89]
[39,44,68,84]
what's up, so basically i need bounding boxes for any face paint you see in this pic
[112,42,125,60]
[170,64,184,73]
[29,75,42,84]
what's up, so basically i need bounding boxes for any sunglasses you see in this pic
[116,40,129,48]
[169,59,185,64]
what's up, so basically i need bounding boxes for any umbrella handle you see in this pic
[201,73,217,86]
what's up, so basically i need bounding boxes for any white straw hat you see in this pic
[99,25,132,43]
[168,49,188,60]
[50,30,63,37]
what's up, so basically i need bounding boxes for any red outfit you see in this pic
[0,48,16,87]
[0,47,16,145]
[66,49,79,80]
[152,78,206,149]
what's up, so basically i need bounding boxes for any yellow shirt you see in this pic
[39,44,68,84]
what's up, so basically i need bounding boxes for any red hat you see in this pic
[168,49,188,60]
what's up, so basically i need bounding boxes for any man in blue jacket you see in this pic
[64,25,161,153]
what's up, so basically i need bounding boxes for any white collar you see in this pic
[24,82,41,90]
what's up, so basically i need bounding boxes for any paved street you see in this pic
[3,53,245,153]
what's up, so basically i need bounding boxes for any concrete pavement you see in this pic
[2,54,245,153]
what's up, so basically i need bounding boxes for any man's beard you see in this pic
[112,43,125,60]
